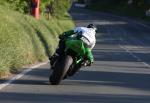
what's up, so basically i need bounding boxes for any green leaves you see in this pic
[40,0,72,17]
[1,0,72,17]
[0,0,29,13]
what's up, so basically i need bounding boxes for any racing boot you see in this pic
[49,53,59,66]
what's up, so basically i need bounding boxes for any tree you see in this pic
[6,0,29,13]
[2,0,72,18]
[42,0,72,18]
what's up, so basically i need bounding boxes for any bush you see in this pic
[0,0,30,13]
[52,0,72,16]
[1,0,72,18]
[42,0,72,17]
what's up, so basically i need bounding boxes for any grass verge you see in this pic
[0,5,74,78]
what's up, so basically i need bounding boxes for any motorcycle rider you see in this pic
[49,24,97,68]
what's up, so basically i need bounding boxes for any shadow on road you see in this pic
[1,67,149,92]
[0,90,150,103]
[67,70,150,91]
[0,68,50,85]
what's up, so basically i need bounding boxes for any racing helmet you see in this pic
[87,24,97,31]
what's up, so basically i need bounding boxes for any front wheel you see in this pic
[67,63,82,77]
[49,55,73,85]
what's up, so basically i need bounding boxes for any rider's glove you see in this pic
[84,58,93,66]
[88,59,94,66]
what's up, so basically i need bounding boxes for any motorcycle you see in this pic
[49,37,92,85]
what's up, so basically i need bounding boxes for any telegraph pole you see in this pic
[31,0,40,19]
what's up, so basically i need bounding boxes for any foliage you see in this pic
[51,0,72,17]
[40,0,54,14]
[0,0,30,13]
[0,0,72,17]
[41,0,72,17]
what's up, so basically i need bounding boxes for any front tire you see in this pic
[49,55,73,85]
[67,63,82,77]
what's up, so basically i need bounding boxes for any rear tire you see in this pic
[49,55,73,85]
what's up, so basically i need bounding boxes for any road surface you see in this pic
[0,4,150,103]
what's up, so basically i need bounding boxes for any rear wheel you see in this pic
[49,55,73,85]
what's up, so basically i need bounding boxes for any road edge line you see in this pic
[0,61,48,90]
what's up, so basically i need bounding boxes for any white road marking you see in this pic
[0,62,48,90]
[119,28,150,68]
[119,44,150,68]
[119,38,150,68]
[106,25,150,69]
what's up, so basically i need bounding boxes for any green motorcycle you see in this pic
[49,38,93,85]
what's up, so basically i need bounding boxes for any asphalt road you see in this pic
[1,5,150,103]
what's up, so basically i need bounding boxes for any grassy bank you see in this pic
[0,5,74,78]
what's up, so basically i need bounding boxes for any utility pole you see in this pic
[31,0,40,20]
